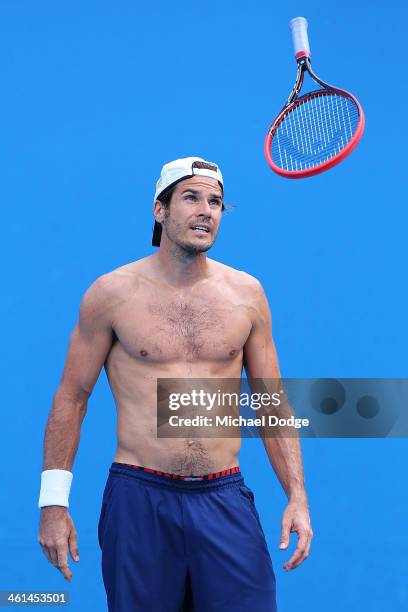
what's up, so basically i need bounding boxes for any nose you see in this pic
[196,198,212,218]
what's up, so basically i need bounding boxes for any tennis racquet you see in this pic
[264,17,365,178]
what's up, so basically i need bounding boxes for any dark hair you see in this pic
[157,184,177,210]
[152,179,225,247]
[159,180,225,211]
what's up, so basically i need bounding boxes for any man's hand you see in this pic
[38,507,80,581]
[279,499,313,571]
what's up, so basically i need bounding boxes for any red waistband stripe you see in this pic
[124,464,240,481]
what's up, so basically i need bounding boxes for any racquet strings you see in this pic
[272,92,360,171]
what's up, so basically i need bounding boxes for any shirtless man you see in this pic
[38,157,313,611]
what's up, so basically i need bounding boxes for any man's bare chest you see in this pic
[112,291,253,363]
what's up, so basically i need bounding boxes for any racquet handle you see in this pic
[290,17,310,60]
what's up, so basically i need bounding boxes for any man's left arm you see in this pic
[243,279,313,571]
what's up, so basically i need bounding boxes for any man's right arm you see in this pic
[38,275,116,581]
[43,275,115,471]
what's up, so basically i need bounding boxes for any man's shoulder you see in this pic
[209,259,263,293]
[81,257,151,311]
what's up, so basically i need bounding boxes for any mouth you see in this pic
[190,225,210,235]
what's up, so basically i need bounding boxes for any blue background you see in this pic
[1,0,407,610]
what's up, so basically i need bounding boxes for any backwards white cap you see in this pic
[152,156,224,246]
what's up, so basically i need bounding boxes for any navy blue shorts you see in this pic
[98,462,277,611]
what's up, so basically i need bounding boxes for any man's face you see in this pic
[156,176,223,254]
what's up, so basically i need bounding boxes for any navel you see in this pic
[140,349,148,357]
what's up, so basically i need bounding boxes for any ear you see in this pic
[153,199,166,223]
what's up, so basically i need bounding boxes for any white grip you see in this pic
[289,17,310,58]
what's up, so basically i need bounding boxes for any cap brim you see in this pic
[152,221,162,247]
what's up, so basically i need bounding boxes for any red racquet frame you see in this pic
[264,38,365,178]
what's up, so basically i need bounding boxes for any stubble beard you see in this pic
[163,218,217,256]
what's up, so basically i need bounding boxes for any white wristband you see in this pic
[38,469,73,508]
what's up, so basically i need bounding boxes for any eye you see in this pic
[210,199,222,207]
[185,194,197,201]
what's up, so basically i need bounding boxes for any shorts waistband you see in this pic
[122,463,240,480]
[109,462,244,490]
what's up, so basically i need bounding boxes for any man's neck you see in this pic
[152,244,211,288]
